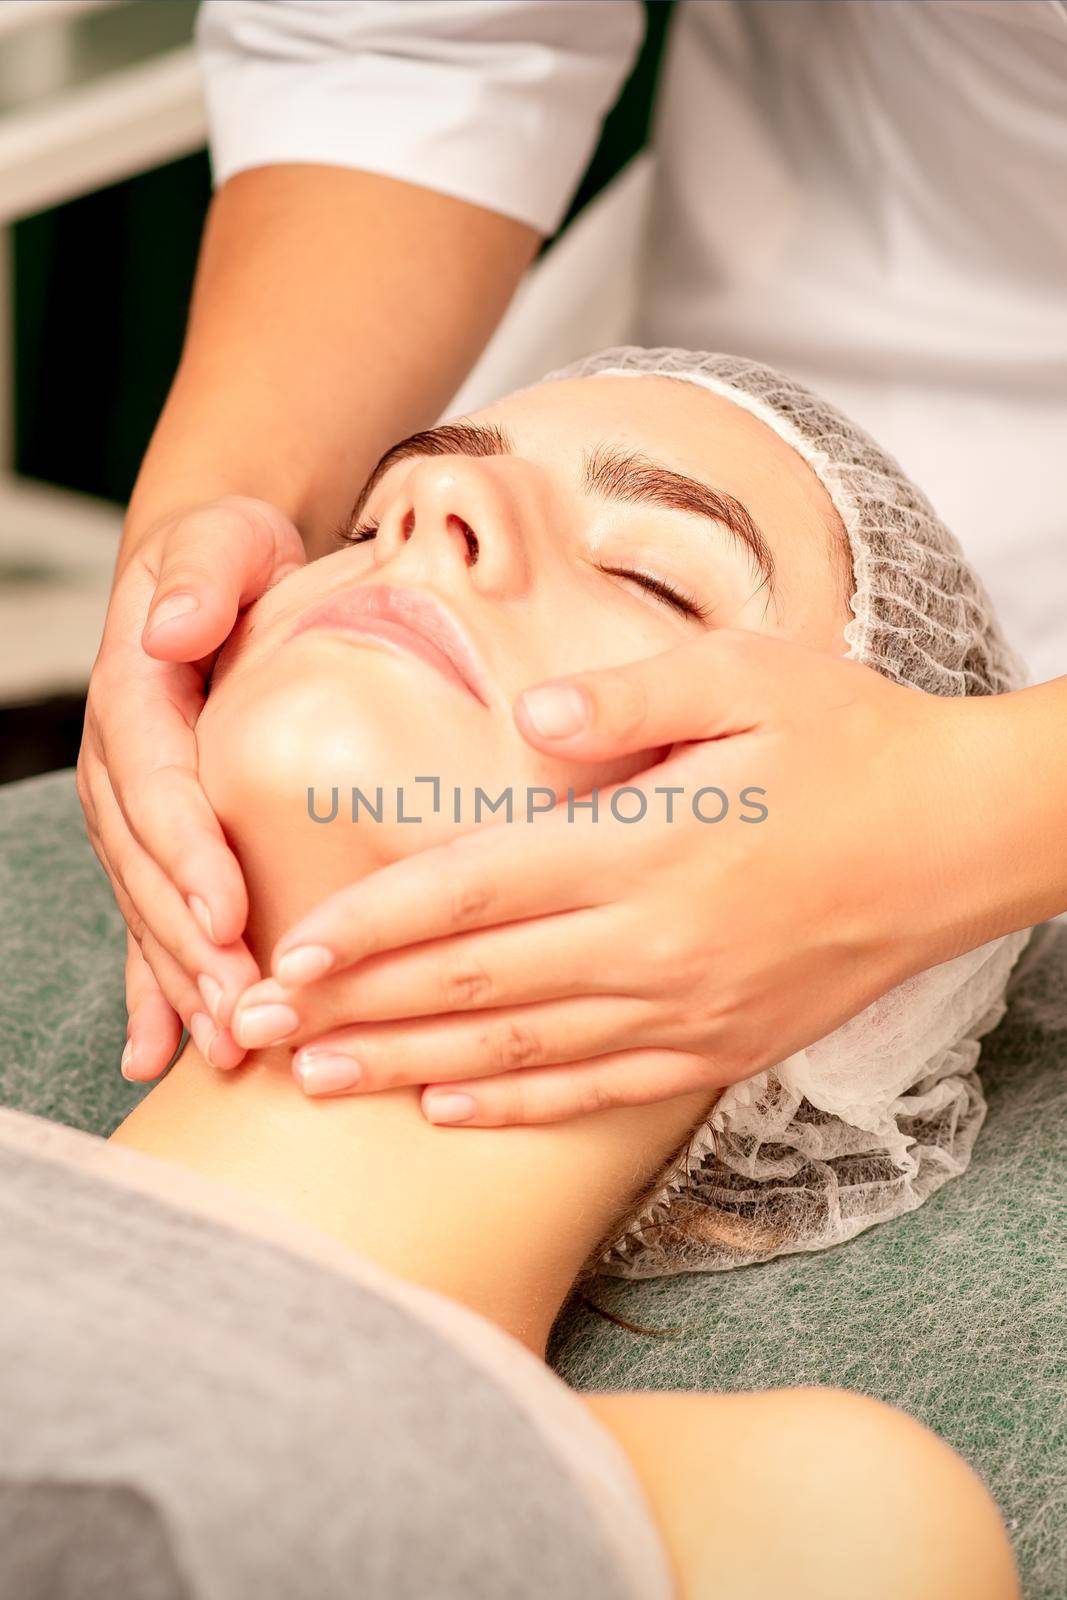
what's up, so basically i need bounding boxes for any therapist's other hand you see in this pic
[78,497,305,1082]
[231,628,983,1125]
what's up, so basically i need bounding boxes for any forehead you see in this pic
[469,373,839,546]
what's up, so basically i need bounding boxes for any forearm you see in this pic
[937,676,1067,951]
[121,164,540,567]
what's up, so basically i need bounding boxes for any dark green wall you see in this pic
[14,2,672,508]
[15,153,212,505]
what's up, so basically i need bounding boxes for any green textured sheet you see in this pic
[2,769,1064,1597]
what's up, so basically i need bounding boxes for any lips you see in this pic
[291,584,491,705]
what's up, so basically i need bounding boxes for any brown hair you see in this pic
[570,1099,790,1338]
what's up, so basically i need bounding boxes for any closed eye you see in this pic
[336,522,711,623]
[336,519,379,546]
[596,563,712,624]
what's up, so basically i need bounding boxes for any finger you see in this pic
[88,816,146,944]
[141,498,305,661]
[420,1049,720,1126]
[238,907,618,1038]
[513,627,805,759]
[122,935,183,1083]
[75,722,102,839]
[270,814,618,985]
[87,501,301,945]
[138,930,245,1073]
[89,663,249,947]
[92,765,259,1023]
[113,739,249,948]
[285,996,652,1097]
[102,838,248,1079]
[115,886,241,1077]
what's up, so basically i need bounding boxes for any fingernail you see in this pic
[205,1028,243,1072]
[521,685,588,739]
[189,1010,219,1063]
[147,591,199,632]
[423,1092,477,1125]
[275,944,334,986]
[197,972,224,1023]
[120,1038,135,1080]
[233,1002,300,1048]
[293,1051,362,1096]
[189,895,217,942]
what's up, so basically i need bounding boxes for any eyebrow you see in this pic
[350,420,777,597]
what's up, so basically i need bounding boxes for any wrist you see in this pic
[920,683,1067,959]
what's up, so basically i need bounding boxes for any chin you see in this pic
[197,651,534,890]
[197,633,652,913]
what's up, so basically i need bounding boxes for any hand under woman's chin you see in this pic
[196,593,650,893]
[195,631,541,933]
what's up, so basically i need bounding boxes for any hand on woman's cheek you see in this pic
[196,634,655,973]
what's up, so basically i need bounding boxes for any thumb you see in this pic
[513,628,797,759]
[141,497,306,661]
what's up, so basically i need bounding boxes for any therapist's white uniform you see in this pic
[197,0,1067,682]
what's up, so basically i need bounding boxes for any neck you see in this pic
[110,832,712,1361]
[111,1040,665,1359]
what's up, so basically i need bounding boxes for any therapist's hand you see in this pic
[230,628,995,1124]
[78,497,306,1082]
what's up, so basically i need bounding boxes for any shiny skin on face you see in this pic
[196,373,850,862]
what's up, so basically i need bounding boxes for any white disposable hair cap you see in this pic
[541,346,1033,1277]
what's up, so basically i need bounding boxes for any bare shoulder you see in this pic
[580,1387,1019,1600]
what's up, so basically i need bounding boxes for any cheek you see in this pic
[197,648,529,860]
[196,631,665,876]
[197,666,365,830]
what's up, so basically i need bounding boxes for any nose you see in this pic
[371,455,534,597]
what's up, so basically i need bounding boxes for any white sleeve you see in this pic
[195,0,645,235]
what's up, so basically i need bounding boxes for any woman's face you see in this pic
[197,374,852,939]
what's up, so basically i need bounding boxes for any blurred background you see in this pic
[3,0,671,784]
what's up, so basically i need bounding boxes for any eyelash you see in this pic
[336,519,378,546]
[334,521,710,624]
[595,563,711,623]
